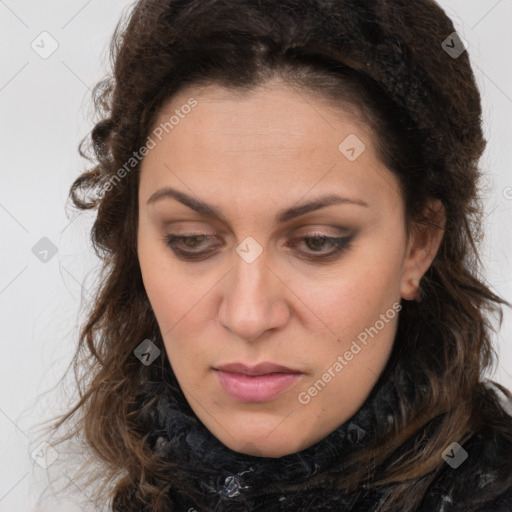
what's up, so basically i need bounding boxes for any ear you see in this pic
[400,199,446,301]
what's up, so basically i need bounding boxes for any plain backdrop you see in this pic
[1,1,511,510]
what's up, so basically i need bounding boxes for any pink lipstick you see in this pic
[213,362,303,403]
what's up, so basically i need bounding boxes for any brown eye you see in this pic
[289,235,354,260]
[162,234,216,257]
[177,235,209,249]
[304,236,332,251]
[162,232,354,262]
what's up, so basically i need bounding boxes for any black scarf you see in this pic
[116,357,512,512]
[142,359,419,511]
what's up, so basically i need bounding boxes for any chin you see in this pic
[192,398,318,457]
[225,436,303,458]
[212,418,312,458]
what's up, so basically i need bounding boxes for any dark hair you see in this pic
[41,0,512,510]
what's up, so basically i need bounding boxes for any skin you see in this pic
[137,78,445,457]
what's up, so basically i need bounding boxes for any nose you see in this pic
[217,246,291,342]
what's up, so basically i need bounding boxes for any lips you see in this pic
[214,362,301,376]
[213,362,303,402]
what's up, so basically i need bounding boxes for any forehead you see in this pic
[152,80,371,152]
[138,81,401,216]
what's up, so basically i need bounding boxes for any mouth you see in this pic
[212,362,303,403]
[213,362,302,376]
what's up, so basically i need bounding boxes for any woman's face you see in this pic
[137,79,438,457]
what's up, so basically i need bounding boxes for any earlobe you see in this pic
[400,199,446,302]
[401,278,421,301]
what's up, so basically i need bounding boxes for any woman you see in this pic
[45,0,512,510]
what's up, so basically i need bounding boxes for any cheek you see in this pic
[140,261,206,339]
[137,225,193,334]
[300,239,403,324]
[344,229,405,303]
[137,230,223,375]
[288,236,404,363]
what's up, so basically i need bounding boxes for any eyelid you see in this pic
[165,231,350,249]
[163,231,355,262]
[293,226,351,237]
[164,223,351,238]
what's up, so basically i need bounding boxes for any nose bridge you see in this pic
[218,239,289,341]
[232,242,269,306]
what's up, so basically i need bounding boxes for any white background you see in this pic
[1,1,511,510]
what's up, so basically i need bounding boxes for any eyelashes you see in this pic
[161,232,354,262]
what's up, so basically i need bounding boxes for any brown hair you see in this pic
[39,0,512,510]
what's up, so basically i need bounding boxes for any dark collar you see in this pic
[144,360,411,504]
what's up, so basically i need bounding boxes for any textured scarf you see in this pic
[116,355,512,512]
[143,360,415,511]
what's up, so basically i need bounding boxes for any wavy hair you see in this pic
[41,0,512,510]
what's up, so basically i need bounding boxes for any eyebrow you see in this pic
[146,186,368,224]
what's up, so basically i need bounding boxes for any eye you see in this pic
[287,233,353,261]
[162,233,218,259]
[162,232,354,261]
